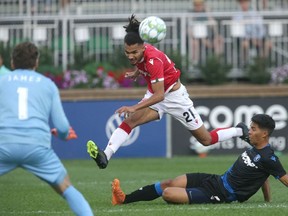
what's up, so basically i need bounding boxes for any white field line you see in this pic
[103,204,288,213]
[1,204,288,215]
[0,210,71,215]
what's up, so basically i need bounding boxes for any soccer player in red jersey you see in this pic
[87,15,249,169]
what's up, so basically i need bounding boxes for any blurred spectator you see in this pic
[0,54,11,76]
[260,0,269,10]
[60,0,71,14]
[255,0,288,11]
[188,0,224,65]
[31,0,52,14]
[233,0,272,63]
[251,0,269,10]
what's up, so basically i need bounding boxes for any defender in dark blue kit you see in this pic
[111,114,288,205]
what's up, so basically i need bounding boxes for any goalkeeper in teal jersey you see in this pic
[0,42,93,216]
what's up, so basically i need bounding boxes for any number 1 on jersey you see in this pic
[17,87,28,120]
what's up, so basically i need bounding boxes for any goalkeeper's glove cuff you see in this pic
[51,127,78,140]
[66,127,78,140]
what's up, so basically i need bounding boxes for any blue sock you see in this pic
[62,185,94,216]
[154,182,163,196]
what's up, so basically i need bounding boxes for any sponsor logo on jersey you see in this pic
[242,151,258,168]
[149,59,154,65]
[253,154,261,162]
[270,156,277,162]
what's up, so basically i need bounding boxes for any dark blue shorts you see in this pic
[185,173,224,204]
[186,188,212,204]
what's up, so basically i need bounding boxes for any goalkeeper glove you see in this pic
[51,127,78,140]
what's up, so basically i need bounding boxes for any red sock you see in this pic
[119,122,132,134]
[210,128,228,144]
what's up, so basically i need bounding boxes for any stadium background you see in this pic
[1,0,288,158]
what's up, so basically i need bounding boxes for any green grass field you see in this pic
[1,155,288,216]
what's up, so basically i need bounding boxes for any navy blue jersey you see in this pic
[223,145,286,202]
[187,145,286,203]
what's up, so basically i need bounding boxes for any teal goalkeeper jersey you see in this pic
[0,69,69,147]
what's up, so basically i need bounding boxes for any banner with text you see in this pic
[171,97,288,156]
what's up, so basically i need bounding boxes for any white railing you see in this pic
[0,11,288,79]
[0,0,288,16]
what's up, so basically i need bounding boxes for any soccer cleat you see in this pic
[236,122,250,144]
[112,178,126,206]
[87,140,108,169]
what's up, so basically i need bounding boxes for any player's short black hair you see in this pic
[12,41,39,69]
[123,14,144,45]
[251,114,275,136]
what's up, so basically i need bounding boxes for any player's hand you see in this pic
[66,127,78,140]
[115,106,136,118]
[125,70,140,81]
[51,127,78,140]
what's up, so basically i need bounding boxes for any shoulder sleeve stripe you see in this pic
[155,57,163,64]
[151,78,164,83]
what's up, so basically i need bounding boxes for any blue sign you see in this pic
[52,100,167,159]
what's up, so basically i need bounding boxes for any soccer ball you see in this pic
[139,16,167,44]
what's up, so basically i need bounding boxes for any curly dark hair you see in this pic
[123,14,144,45]
[12,42,39,69]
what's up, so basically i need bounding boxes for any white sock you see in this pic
[104,147,114,161]
[104,128,129,160]
[217,127,242,142]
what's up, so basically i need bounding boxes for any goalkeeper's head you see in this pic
[11,41,39,70]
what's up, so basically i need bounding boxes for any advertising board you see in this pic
[52,100,166,159]
[171,97,288,155]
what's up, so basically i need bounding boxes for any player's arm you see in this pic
[116,59,165,116]
[131,80,165,111]
[132,57,166,109]
[50,84,77,140]
[261,178,271,202]
[115,80,164,116]
[125,69,140,81]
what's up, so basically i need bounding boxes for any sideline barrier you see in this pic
[171,96,288,156]
[54,85,288,159]
[52,99,166,159]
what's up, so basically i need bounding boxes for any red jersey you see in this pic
[136,44,181,93]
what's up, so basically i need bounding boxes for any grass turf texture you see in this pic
[1,155,288,216]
